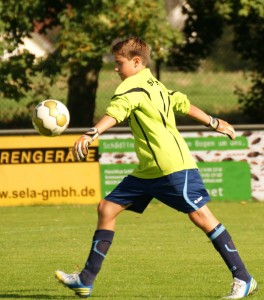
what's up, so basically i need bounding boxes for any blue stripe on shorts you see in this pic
[105,169,211,214]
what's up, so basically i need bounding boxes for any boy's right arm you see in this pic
[73,115,117,161]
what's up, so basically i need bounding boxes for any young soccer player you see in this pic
[55,37,258,299]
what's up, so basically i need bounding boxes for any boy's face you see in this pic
[114,54,140,81]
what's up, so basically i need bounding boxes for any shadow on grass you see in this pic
[0,289,223,299]
[0,292,75,299]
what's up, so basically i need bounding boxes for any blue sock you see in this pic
[80,229,114,285]
[207,223,250,282]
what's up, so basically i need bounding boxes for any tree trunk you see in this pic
[67,61,102,127]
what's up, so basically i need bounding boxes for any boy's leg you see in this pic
[189,205,257,298]
[79,229,114,285]
[55,199,127,298]
[79,199,128,285]
[189,205,250,281]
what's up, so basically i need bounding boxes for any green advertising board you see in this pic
[185,136,248,151]
[99,136,251,201]
[100,164,137,197]
[197,161,251,201]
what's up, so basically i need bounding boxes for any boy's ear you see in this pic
[133,56,141,67]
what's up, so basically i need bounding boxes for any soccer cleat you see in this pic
[223,276,258,299]
[55,270,93,298]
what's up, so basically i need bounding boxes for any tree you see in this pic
[0,0,181,127]
[167,0,264,122]
[166,0,225,71]
[0,0,45,100]
[230,0,264,122]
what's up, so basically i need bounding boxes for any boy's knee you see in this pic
[188,206,219,233]
[97,200,107,216]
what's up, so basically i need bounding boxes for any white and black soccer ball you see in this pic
[32,99,70,136]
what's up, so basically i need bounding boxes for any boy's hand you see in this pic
[207,116,236,140]
[73,127,99,161]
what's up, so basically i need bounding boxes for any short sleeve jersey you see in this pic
[106,68,197,179]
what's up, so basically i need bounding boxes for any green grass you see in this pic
[0,202,263,299]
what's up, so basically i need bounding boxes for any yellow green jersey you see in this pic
[106,68,197,178]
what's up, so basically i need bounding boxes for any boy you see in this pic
[55,37,258,299]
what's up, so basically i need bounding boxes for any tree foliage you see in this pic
[0,0,263,126]
[0,0,181,127]
[207,0,264,122]
[230,0,264,122]
[168,0,264,122]
[167,0,225,71]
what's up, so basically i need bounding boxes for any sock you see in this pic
[79,229,114,285]
[207,223,250,283]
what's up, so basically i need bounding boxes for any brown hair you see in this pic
[111,37,150,66]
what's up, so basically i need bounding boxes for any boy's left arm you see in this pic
[187,104,236,140]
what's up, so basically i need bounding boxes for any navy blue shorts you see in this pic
[105,169,211,214]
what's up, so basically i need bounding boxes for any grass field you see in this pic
[0,69,249,128]
[0,202,263,300]
[95,70,249,123]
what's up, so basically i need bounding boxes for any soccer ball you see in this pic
[32,99,70,136]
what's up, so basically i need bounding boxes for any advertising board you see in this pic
[99,130,264,202]
[1,128,263,206]
[0,135,100,206]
